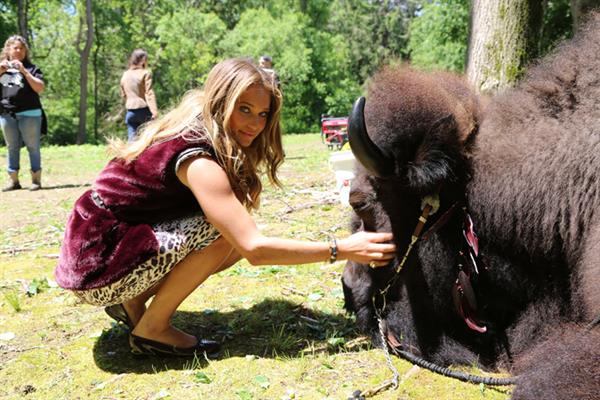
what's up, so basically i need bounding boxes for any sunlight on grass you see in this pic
[0,135,512,399]
[2,289,21,312]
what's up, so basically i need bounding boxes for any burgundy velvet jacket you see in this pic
[55,134,214,290]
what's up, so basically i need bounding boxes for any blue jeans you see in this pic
[0,113,42,173]
[125,107,152,141]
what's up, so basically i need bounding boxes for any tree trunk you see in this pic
[17,0,29,43]
[466,0,544,93]
[76,0,94,145]
[571,0,600,29]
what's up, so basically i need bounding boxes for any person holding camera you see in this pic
[120,49,158,141]
[0,35,45,191]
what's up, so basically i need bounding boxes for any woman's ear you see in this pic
[405,114,460,193]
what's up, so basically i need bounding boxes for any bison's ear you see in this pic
[405,114,461,193]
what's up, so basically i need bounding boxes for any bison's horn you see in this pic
[348,96,394,178]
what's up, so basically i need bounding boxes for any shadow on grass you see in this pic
[93,298,363,374]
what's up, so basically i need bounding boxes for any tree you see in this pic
[466,0,544,93]
[154,10,227,104]
[329,0,418,81]
[76,0,93,144]
[2,0,428,141]
[0,1,16,41]
[17,0,30,42]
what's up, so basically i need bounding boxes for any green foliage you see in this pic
[194,0,265,28]
[329,0,419,80]
[0,0,580,144]
[194,371,212,384]
[408,0,470,73]
[2,289,21,312]
[26,277,50,297]
[27,2,83,143]
[222,9,315,132]
[307,31,361,118]
[154,10,227,103]
[0,1,16,41]
[540,0,573,56]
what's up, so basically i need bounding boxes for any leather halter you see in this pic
[423,203,488,334]
[377,198,488,334]
[451,210,487,333]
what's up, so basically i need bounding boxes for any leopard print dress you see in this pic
[74,148,221,306]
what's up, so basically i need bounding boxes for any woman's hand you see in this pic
[13,61,45,94]
[8,59,24,73]
[0,60,10,74]
[338,231,396,267]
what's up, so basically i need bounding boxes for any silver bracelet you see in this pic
[328,236,338,263]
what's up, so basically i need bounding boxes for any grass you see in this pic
[0,134,512,399]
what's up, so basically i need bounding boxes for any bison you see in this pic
[342,13,600,400]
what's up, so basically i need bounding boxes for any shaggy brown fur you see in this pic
[470,12,600,319]
[343,12,600,400]
[511,327,600,400]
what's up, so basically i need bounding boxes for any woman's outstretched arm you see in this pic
[177,156,395,266]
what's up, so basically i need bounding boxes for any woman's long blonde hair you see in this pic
[1,35,31,64]
[108,57,284,210]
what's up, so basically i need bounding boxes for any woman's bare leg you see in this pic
[130,237,241,347]
[122,243,241,327]
[121,283,158,327]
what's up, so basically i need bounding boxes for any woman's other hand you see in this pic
[8,59,24,73]
[0,60,10,74]
[338,231,396,267]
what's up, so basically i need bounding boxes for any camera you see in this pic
[5,61,17,69]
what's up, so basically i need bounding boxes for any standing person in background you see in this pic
[120,49,158,141]
[259,55,279,87]
[0,35,45,191]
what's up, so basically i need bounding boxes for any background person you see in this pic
[0,35,45,191]
[55,58,395,357]
[259,55,279,87]
[120,48,158,141]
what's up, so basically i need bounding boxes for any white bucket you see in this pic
[329,150,356,206]
[329,150,356,172]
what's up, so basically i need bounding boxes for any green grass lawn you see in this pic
[0,134,512,399]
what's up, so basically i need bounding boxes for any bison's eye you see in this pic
[349,190,373,212]
[351,200,370,212]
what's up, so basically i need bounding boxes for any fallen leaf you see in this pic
[307,293,323,301]
[254,375,270,389]
[194,372,211,384]
[236,389,253,400]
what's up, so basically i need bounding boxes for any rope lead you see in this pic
[354,197,517,398]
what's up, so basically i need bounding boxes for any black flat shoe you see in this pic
[129,333,221,357]
[104,304,134,329]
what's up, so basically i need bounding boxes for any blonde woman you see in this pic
[120,48,158,141]
[55,58,395,357]
[0,35,45,191]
